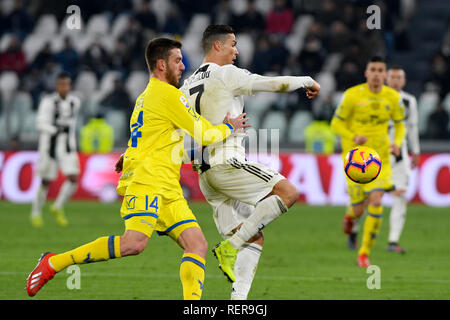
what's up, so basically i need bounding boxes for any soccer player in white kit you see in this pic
[386,66,420,253]
[31,73,81,228]
[180,25,320,299]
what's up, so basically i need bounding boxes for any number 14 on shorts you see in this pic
[146,195,159,213]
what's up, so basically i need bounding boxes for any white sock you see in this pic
[31,184,48,217]
[231,243,262,300]
[389,194,407,243]
[351,216,361,234]
[228,195,287,249]
[53,181,77,210]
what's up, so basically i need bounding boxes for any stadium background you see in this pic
[0,0,448,206]
[0,0,449,301]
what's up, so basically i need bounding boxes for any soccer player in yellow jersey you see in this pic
[331,56,406,267]
[26,38,249,299]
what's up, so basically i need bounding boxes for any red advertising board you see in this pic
[0,151,449,207]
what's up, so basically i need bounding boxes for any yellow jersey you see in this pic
[117,77,233,199]
[331,83,406,157]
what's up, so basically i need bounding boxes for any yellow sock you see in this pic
[49,236,121,272]
[180,253,205,300]
[358,205,383,256]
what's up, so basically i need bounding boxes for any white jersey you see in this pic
[388,90,420,159]
[180,62,314,167]
[36,92,81,159]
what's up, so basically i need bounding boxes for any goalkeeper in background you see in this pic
[330,56,406,267]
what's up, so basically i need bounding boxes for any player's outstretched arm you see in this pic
[250,74,319,96]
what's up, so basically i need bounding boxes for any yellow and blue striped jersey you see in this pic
[331,83,405,157]
[117,77,233,199]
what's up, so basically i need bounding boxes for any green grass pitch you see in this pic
[1,200,449,300]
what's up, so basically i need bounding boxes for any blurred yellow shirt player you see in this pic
[331,56,405,268]
[334,82,405,196]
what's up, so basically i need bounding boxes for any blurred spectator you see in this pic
[327,21,352,53]
[110,39,132,76]
[80,113,114,154]
[118,17,144,68]
[55,37,80,78]
[4,0,34,40]
[162,3,186,36]
[425,102,450,140]
[233,0,265,36]
[134,0,158,32]
[211,0,234,26]
[250,35,272,74]
[428,53,450,100]
[355,18,385,58]
[298,35,325,75]
[341,2,359,30]
[341,40,367,71]
[0,35,27,75]
[317,0,339,27]
[268,35,290,73]
[41,61,62,92]
[266,0,294,35]
[83,39,111,79]
[31,42,54,71]
[99,78,133,120]
[22,68,46,109]
[335,61,364,91]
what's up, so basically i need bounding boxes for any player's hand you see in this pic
[305,81,320,99]
[411,154,419,168]
[390,143,401,157]
[115,154,124,173]
[353,135,368,145]
[224,112,251,133]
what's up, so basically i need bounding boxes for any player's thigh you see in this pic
[203,162,285,206]
[37,154,58,181]
[120,183,160,239]
[58,152,80,177]
[390,155,410,192]
[346,179,367,207]
[155,197,201,242]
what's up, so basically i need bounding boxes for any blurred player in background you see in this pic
[26,38,249,299]
[331,56,406,267]
[30,73,81,228]
[385,66,420,253]
[181,25,320,299]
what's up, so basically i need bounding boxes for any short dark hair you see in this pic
[368,56,386,64]
[57,72,71,80]
[145,37,182,72]
[201,24,235,53]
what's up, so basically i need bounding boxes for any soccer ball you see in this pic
[344,146,382,184]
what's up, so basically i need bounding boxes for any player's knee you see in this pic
[128,240,147,255]
[120,234,148,256]
[185,238,208,258]
[353,205,365,217]
[273,180,299,208]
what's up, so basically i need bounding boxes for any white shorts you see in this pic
[198,158,285,237]
[37,152,80,181]
[390,145,410,191]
